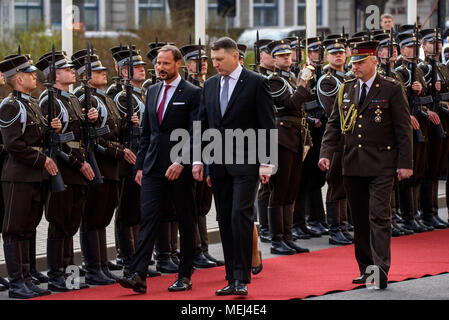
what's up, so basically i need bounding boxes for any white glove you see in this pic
[300,66,315,81]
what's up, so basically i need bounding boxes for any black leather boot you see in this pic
[327,201,352,245]
[400,181,426,232]
[47,238,70,292]
[117,225,136,274]
[257,197,271,243]
[283,204,309,253]
[421,181,447,229]
[99,228,120,282]
[4,242,38,299]
[22,241,51,296]
[29,236,48,284]
[339,199,354,242]
[81,230,115,285]
[268,206,295,255]
[156,252,179,273]
[193,252,217,268]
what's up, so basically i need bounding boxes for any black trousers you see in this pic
[129,172,196,279]
[2,182,42,243]
[46,184,86,239]
[343,175,394,275]
[212,172,259,284]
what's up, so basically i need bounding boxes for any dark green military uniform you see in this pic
[0,54,52,298]
[418,29,449,229]
[266,40,310,255]
[320,41,413,278]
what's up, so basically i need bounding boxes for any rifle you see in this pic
[315,33,324,80]
[192,38,202,87]
[123,42,139,152]
[429,28,447,138]
[44,45,75,192]
[251,30,260,72]
[81,42,109,184]
[385,29,393,77]
[291,35,301,78]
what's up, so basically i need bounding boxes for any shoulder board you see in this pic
[343,77,356,83]
[382,75,397,83]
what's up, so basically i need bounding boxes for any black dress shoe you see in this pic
[30,269,48,284]
[147,267,162,277]
[48,276,70,292]
[9,282,38,299]
[352,273,369,284]
[25,280,52,296]
[309,221,330,235]
[299,225,322,237]
[434,215,449,227]
[292,227,311,240]
[108,260,123,271]
[271,240,296,255]
[341,229,354,242]
[203,252,225,266]
[402,219,426,233]
[285,240,310,253]
[421,216,447,229]
[0,284,7,292]
[168,277,192,292]
[156,257,179,273]
[171,254,180,266]
[216,282,235,296]
[391,224,404,237]
[346,223,354,231]
[259,229,272,243]
[234,280,248,296]
[329,231,352,245]
[119,272,147,294]
[193,253,217,268]
[85,270,116,285]
[251,251,263,275]
[0,276,9,289]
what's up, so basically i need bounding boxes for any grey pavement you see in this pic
[0,181,448,300]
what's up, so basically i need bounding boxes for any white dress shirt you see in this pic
[220,63,243,102]
[157,74,182,119]
[358,72,377,98]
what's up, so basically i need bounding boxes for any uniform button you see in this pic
[280,122,284,126]
[387,146,391,150]
[358,134,362,138]
[359,115,363,119]
[358,144,362,148]
[358,124,362,128]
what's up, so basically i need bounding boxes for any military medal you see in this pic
[375,108,382,123]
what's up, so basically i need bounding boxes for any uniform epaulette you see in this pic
[382,75,398,84]
[343,77,356,83]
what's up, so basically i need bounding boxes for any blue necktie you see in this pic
[220,76,229,116]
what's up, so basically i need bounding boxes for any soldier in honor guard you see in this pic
[237,44,247,66]
[142,41,173,93]
[254,38,275,244]
[265,39,312,255]
[374,32,414,237]
[105,45,136,101]
[0,70,9,292]
[293,36,329,238]
[418,28,449,229]
[71,49,138,285]
[179,43,225,269]
[109,47,161,276]
[319,40,413,289]
[316,37,353,245]
[0,54,63,298]
[36,50,99,291]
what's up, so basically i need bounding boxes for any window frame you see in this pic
[253,0,279,27]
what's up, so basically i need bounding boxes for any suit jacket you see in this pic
[136,77,201,176]
[320,73,413,177]
[198,67,276,178]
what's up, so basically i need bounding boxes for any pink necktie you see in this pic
[158,84,170,124]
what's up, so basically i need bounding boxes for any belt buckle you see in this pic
[301,117,306,127]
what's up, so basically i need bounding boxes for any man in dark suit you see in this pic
[192,37,276,296]
[319,40,413,289]
[119,45,201,294]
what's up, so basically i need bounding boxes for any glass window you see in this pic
[84,0,99,31]
[14,0,43,30]
[253,0,277,27]
[297,0,322,26]
[139,0,166,27]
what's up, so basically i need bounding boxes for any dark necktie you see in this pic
[359,82,367,107]
[157,84,170,124]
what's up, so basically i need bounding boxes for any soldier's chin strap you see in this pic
[337,83,358,134]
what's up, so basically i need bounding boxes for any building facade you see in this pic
[0,0,446,37]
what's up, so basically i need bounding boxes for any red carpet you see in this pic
[34,229,449,300]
